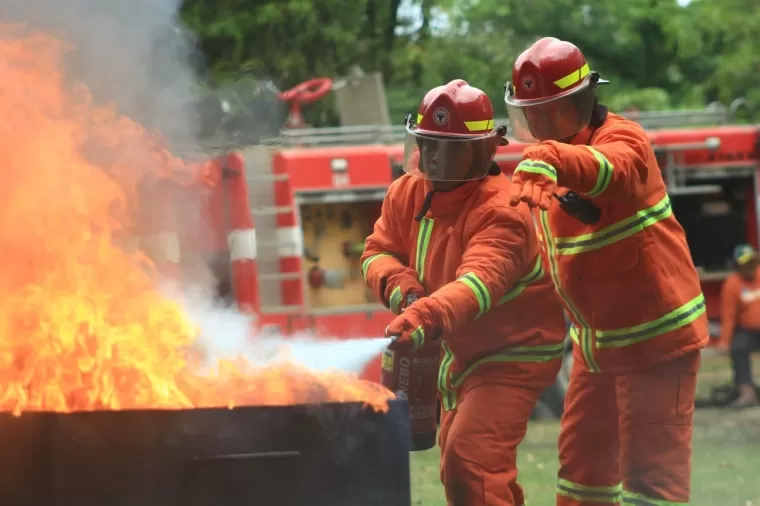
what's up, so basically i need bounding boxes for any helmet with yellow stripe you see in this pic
[402,79,508,182]
[504,37,609,143]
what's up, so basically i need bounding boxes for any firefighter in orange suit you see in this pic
[361,79,567,506]
[504,37,709,506]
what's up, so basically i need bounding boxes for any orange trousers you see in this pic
[556,351,700,506]
[439,364,559,506]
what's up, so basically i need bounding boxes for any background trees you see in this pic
[178,0,760,130]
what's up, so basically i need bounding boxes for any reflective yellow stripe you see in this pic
[463,119,495,132]
[389,285,403,314]
[538,211,600,372]
[622,490,687,506]
[400,218,435,349]
[554,63,591,89]
[438,342,457,411]
[596,294,706,348]
[418,116,495,132]
[456,272,491,318]
[410,326,425,350]
[569,326,581,345]
[515,160,558,181]
[557,478,621,503]
[451,343,565,388]
[498,256,544,304]
[437,341,565,411]
[361,253,391,278]
[570,294,706,349]
[585,146,614,198]
[415,217,434,282]
[555,195,672,255]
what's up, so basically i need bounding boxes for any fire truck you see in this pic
[192,77,757,418]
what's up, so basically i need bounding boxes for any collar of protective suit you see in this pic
[570,125,595,146]
[422,178,484,218]
[569,103,609,146]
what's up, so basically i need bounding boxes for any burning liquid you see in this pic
[0,26,393,415]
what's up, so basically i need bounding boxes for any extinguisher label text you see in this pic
[412,356,438,366]
[398,356,411,393]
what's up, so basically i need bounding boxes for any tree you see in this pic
[180,0,407,126]
[179,0,755,129]
[683,0,760,111]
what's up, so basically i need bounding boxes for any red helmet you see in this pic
[402,79,507,182]
[504,37,608,143]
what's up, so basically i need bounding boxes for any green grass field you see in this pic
[409,352,760,506]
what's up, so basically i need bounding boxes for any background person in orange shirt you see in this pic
[720,243,760,407]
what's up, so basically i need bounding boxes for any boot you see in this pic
[730,384,759,408]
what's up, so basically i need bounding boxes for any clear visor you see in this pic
[504,78,596,143]
[402,123,502,182]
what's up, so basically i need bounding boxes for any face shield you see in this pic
[504,73,600,143]
[402,115,506,182]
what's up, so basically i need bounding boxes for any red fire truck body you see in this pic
[188,105,758,410]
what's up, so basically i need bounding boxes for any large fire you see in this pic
[0,26,392,415]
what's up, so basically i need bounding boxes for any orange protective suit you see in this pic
[513,112,708,505]
[362,171,566,506]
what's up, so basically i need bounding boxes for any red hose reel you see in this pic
[278,77,333,128]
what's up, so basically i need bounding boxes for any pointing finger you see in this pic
[520,180,535,207]
[538,191,553,210]
[508,180,522,206]
[531,183,543,208]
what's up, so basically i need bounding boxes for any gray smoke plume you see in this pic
[0,0,203,151]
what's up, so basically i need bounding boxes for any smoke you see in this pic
[0,0,385,379]
[176,287,390,376]
[0,0,229,289]
[0,0,202,151]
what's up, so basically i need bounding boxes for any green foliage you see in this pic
[605,88,672,112]
[180,0,758,129]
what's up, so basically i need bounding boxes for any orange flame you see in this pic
[0,26,392,415]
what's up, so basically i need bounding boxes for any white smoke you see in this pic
[174,285,390,376]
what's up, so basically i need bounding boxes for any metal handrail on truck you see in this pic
[267,98,752,148]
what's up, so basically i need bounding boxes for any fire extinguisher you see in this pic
[381,294,440,451]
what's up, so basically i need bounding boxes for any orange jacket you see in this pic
[526,112,708,373]
[720,267,760,346]
[362,171,566,410]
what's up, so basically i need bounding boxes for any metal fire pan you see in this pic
[0,399,410,506]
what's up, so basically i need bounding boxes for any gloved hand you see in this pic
[509,142,561,210]
[384,298,440,351]
[385,272,425,315]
